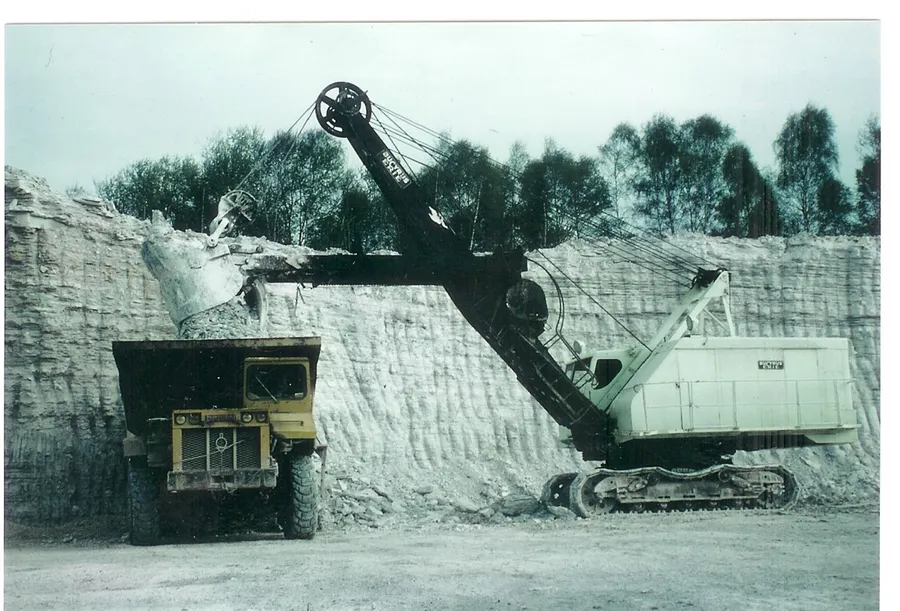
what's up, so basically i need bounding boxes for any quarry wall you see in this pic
[4,167,880,525]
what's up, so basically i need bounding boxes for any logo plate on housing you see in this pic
[758,360,784,370]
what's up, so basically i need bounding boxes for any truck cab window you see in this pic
[247,364,307,401]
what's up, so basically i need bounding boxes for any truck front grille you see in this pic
[182,429,207,470]
[180,428,262,471]
[235,429,260,468]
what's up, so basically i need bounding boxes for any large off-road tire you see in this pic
[283,453,318,540]
[128,460,161,546]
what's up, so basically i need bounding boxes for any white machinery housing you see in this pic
[562,270,858,448]
[576,336,856,445]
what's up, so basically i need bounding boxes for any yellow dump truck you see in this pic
[112,337,324,545]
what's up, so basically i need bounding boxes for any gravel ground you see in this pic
[4,507,879,611]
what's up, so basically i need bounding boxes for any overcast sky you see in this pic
[4,21,880,195]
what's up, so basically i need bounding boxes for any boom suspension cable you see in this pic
[375,108,450,166]
[234,101,316,193]
[368,104,718,277]
[532,251,651,350]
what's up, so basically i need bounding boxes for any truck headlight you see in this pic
[174,414,187,425]
[255,412,268,423]
[241,412,253,423]
[188,413,201,425]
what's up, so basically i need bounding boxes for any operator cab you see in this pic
[564,348,631,391]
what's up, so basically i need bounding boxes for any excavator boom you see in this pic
[315,81,615,455]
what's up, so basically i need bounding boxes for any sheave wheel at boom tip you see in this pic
[315,81,372,138]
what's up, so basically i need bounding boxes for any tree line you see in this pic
[90,104,881,254]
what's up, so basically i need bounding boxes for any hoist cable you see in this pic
[582,240,693,287]
[234,101,315,193]
[370,105,713,271]
[556,217,691,280]
[468,151,713,278]
[571,214,706,278]
[366,99,720,278]
[553,211,697,284]
[374,103,455,148]
[372,123,449,165]
[570,213,702,279]
[569,210,707,272]
[595,212,718,268]
[332,95,709,340]
[532,251,650,350]
[371,111,421,182]
[375,109,450,166]
[468,151,714,275]
[475,147,717,272]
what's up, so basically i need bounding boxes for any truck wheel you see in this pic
[128,460,161,546]
[284,453,317,540]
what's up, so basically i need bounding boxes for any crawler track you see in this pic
[542,465,798,518]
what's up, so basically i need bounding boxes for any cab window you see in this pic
[246,363,307,401]
[593,359,623,389]
[567,357,591,382]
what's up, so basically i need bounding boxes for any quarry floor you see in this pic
[3,507,880,611]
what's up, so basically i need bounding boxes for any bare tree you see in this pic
[598,123,640,220]
[633,115,683,234]
[854,115,880,235]
[678,115,734,233]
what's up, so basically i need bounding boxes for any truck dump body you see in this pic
[112,337,321,438]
